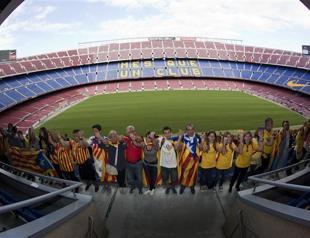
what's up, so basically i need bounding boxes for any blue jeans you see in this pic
[127,160,143,190]
[200,167,217,189]
[144,162,158,190]
[216,168,230,187]
[161,166,177,188]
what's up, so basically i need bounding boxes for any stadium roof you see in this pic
[0,0,23,25]
[300,0,310,10]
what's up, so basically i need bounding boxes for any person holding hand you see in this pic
[229,131,263,192]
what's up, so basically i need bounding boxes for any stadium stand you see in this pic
[0,38,309,131]
[0,59,309,110]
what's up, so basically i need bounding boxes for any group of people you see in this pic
[0,118,309,195]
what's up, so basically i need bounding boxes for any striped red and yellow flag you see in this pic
[9,147,57,176]
[177,143,200,187]
[92,144,117,183]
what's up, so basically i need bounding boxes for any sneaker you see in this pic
[190,187,196,194]
[179,186,185,194]
[138,189,143,194]
[200,185,207,191]
[165,188,170,194]
[171,188,177,194]
[219,186,223,192]
[129,187,135,194]
[150,189,155,195]
[144,190,151,195]
[236,187,241,192]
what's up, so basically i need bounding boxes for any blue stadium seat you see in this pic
[75,75,88,84]
[27,84,45,95]
[64,76,79,85]
[36,82,54,91]
[46,79,63,89]
[0,93,16,106]
[16,87,36,97]
[55,78,71,87]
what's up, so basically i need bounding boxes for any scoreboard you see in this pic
[0,50,16,62]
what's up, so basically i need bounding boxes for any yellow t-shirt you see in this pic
[263,129,273,155]
[200,143,218,169]
[235,141,259,168]
[251,138,262,165]
[216,143,235,170]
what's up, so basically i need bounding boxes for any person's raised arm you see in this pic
[198,132,209,152]
[233,134,243,154]
[132,135,144,147]
[48,133,57,147]
[80,137,89,148]
[175,129,184,151]
[257,130,264,152]
[58,134,70,149]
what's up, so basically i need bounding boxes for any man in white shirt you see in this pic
[159,126,178,194]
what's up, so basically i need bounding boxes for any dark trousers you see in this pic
[229,166,248,189]
[127,160,143,190]
[52,163,63,179]
[200,167,217,189]
[255,154,271,174]
[161,166,177,188]
[117,169,126,187]
[144,163,158,190]
[78,159,98,185]
[62,171,80,182]
[216,169,230,187]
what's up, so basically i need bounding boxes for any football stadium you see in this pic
[0,1,309,238]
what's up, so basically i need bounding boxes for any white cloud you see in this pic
[85,0,167,10]
[95,0,310,39]
[34,6,56,20]
[0,0,309,55]
[0,2,80,50]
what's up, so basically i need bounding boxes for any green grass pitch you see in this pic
[39,90,305,136]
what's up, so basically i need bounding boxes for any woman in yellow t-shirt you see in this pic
[229,131,263,193]
[199,131,219,191]
[216,132,235,191]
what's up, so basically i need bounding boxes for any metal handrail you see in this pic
[0,162,77,185]
[0,162,82,215]
[248,159,310,193]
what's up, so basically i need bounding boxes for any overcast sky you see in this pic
[0,0,309,57]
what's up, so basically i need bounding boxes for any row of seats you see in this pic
[0,79,308,131]
[0,60,309,111]
[0,39,309,77]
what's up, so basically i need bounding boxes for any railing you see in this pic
[248,158,310,193]
[0,162,82,215]
[78,36,243,48]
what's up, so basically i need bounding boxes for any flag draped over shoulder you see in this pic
[92,144,117,183]
[178,143,200,187]
[9,147,57,176]
[142,150,163,186]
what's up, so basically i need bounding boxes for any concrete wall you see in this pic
[42,202,108,238]
[223,198,310,238]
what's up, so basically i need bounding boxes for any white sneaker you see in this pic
[144,190,151,195]
[150,189,155,195]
